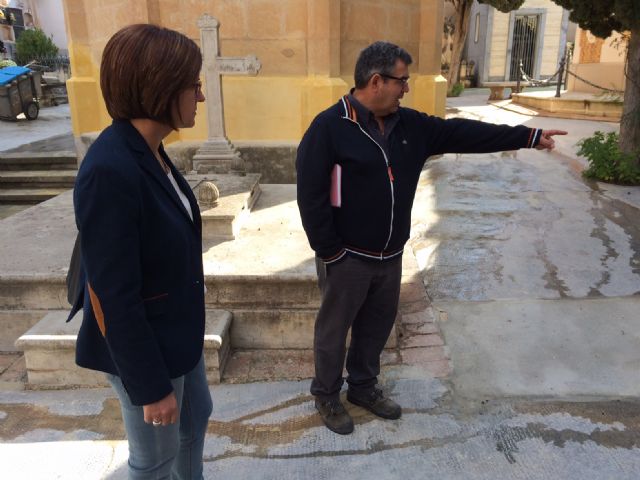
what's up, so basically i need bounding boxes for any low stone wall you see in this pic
[77,135,298,184]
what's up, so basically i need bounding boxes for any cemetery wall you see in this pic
[62,0,446,149]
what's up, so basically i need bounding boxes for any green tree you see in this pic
[446,0,525,95]
[551,0,640,166]
[15,28,58,65]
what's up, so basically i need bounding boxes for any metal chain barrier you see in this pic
[516,48,624,98]
[563,67,624,95]
[519,61,563,87]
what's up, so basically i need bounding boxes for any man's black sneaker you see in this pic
[347,387,401,420]
[315,398,354,435]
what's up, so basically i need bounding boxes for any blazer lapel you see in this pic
[169,162,202,233]
[113,120,199,231]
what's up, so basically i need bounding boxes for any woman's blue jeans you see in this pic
[107,354,213,480]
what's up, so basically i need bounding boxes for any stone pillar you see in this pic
[61,0,105,163]
[414,0,447,118]
[301,0,347,130]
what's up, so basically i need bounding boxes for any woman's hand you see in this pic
[143,391,178,427]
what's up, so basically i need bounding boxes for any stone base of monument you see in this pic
[192,138,246,174]
[15,309,232,387]
[187,173,261,240]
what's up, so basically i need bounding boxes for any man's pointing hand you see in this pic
[535,130,568,151]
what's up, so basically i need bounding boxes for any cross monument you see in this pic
[194,14,261,174]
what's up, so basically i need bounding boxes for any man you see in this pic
[296,41,566,435]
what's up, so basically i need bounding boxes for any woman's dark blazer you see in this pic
[70,119,205,406]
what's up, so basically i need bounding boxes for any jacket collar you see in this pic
[110,120,201,232]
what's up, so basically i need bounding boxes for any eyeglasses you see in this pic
[379,73,410,86]
[193,80,203,96]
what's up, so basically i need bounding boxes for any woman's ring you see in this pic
[152,419,162,426]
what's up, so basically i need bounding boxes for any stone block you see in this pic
[188,173,261,241]
[204,310,233,384]
[401,309,436,324]
[0,310,43,352]
[230,309,398,350]
[0,354,26,387]
[401,346,449,365]
[205,277,319,310]
[248,0,284,38]
[400,333,444,348]
[400,321,439,336]
[399,281,427,303]
[16,309,233,387]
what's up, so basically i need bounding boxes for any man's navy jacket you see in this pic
[296,96,542,265]
[70,120,205,406]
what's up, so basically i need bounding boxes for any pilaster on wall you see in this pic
[415,0,446,118]
[61,0,107,160]
[301,0,347,130]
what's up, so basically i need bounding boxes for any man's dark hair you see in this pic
[354,41,412,89]
[100,24,202,129]
[0,40,6,54]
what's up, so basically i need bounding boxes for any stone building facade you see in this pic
[61,0,447,146]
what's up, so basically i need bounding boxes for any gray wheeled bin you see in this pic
[0,66,41,121]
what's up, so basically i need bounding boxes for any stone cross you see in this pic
[194,14,261,174]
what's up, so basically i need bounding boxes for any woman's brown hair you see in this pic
[100,24,202,129]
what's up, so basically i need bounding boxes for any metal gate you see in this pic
[509,15,539,80]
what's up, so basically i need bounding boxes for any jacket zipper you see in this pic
[342,117,395,259]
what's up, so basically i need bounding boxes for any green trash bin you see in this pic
[0,66,40,121]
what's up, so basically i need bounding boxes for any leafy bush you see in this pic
[578,131,640,185]
[15,28,58,65]
[0,59,17,68]
[448,82,465,97]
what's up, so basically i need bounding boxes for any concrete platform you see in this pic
[512,90,623,121]
[15,309,232,387]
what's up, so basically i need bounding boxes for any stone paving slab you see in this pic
[1,367,639,479]
[0,105,72,153]
[436,296,640,398]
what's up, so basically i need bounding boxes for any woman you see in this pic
[71,24,211,479]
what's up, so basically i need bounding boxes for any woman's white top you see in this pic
[167,170,193,222]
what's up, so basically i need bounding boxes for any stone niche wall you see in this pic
[340,0,421,77]
[64,0,446,145]
[156,0,309,77]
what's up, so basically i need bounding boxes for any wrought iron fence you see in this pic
[23,54,71,74]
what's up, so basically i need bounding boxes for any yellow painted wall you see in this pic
[489,0,565,80]
[61,0,446,144]
[339,0,422,76]
[567,27,626,93]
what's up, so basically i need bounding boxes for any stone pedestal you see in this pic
[192,138,245,174]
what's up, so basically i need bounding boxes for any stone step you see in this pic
[0,309,44,352]
[231,309,397,350]
[0,170,77,188]
[0,152,77,171]
[14,309,232,387]
[0,188,69,204]
[0,275,319,311]
[222,347,402,383]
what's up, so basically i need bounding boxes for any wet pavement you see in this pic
[1,369,640,479]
